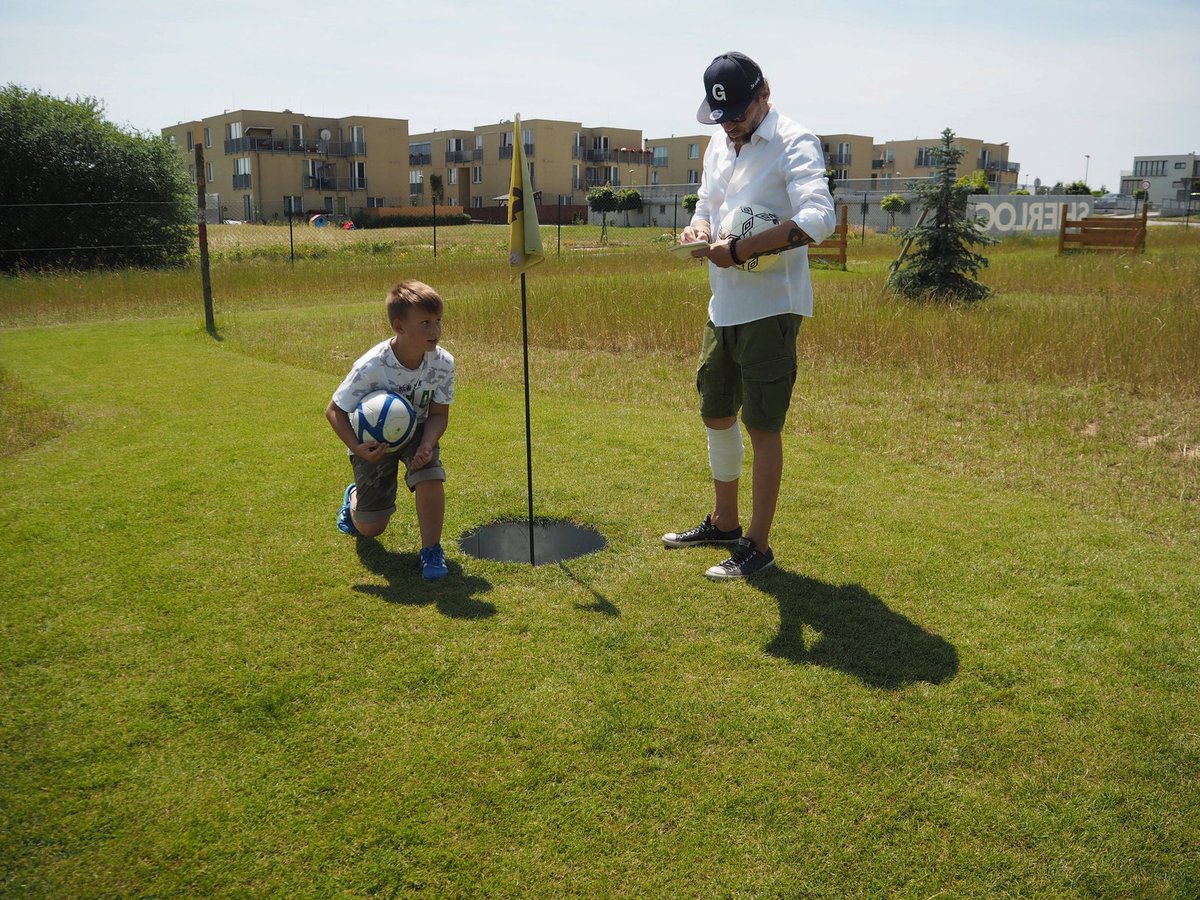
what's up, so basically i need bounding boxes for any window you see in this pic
[234,158,250,175]
[188,165,196,184]
[471,196,482,208]
[292,124,303,148]
[323,197,333,212]
[203,127,212,149]
[1176,162,1187,169]
[448,137,465,152]
[284,196,303,214]
[652,147,668,167]
[916,147,937,167]
[448,168,458,185]
[206,162,214,182]
[688,143,700,159]
[652,171,659,185]
[167,134,176,148]
[352,161,366,189]
[1134,160,1167,177]
[472,166,482,184]
[226,122,242,140]
[410,170,423,185]
[475,135,483,150]
[687,169,700,185]
[186,131,194,151]
[367,197,385,208]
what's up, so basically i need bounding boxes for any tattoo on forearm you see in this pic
[785,224,811,248]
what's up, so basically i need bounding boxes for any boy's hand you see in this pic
[354,440,390,463]
[410,442,434,470]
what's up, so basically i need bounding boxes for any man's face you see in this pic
[721,92,768,145]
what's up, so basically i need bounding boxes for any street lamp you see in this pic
[1084,154,1090,186]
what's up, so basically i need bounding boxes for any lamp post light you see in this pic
[1084,154,1090,186]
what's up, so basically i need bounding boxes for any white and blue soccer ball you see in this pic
[718,205,782,272]
[349,390,416,451]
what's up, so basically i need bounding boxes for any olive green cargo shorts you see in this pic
[696,313,802,433]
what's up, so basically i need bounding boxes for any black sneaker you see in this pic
[662,514,743,549]
[705,538,775,581]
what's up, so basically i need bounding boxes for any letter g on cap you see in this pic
[712,84,727,102]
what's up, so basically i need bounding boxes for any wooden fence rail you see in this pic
[1058,203,1147,254]
[809,204,849,269]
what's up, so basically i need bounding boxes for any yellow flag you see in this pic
[508,115,544,276]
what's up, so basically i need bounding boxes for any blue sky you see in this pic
[3,0,1197,191]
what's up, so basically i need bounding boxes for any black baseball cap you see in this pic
[696,51,764,125]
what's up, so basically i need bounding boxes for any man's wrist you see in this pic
[728,236,743,265]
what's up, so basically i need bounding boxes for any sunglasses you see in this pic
[725,93,763,125]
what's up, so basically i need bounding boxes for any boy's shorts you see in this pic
[349,423,445,524]
[696,313,802,433]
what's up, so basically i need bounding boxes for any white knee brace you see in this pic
[707,420,744,482]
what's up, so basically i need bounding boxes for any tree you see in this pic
[429,174,444,205]
[824,168,838,196]
[587,185,618,243]
[682,193,699,215]
[955,170,990,195]
[616,188,642,226]
[880,193,907,230]
[0,84,193,271]
[887,128,996,304]
[1062,180,1092,195]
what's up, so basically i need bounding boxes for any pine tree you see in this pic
[888,128,995,303]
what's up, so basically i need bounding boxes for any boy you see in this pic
[325,279,455,581]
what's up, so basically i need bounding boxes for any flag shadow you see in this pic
[353,537,497,619]
[750,569,958,690]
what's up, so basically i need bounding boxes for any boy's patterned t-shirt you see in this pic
[332,339,455,425]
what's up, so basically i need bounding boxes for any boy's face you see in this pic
[394,306,442,352]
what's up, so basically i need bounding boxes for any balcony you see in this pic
[826,152,852,166]
[445,149,483,164]
[232,174,251,189]
[409,153,432,166]
[224,136,366,156]
[573,147,652,164]
[303,176,367,192]
[979,157,1021,174]
[499,143,535,160]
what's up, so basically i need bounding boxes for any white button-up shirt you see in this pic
[692,107,836,326]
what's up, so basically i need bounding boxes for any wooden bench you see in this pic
[1058,203,1147,254]
[808,204,848,269]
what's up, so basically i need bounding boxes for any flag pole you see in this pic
[520,271,535,566]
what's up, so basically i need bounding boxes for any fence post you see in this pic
[432,196,438,259]
[194,145,216,335]
[286,201,295,267]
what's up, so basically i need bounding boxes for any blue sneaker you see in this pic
[336,483,360,536]
[420,543,449,581]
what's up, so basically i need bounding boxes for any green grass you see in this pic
[1,229,1198,895]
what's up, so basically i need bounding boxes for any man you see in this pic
[663,51,836,581]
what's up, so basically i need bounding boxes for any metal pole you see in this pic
[860,191,868,244]
[287,202,295,267]
[194,145,215,335]
[557,196,562,258]
[520,272,536,566]
[673,193,678,240]
[432,196,437,259]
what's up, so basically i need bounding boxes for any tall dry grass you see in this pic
[2,224,1197,396]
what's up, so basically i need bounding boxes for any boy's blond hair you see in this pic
[386,279,443,325]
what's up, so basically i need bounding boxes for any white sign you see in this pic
[1140,180,1151,190]
[967,196,1095,236]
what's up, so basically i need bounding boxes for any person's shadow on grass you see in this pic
[751,570,958,690]
[354,537,497,619]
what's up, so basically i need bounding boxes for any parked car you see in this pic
[1093,193,1132,210]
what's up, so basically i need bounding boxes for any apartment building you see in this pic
[1119,152,1199,209]
[865,136,1020,193]
[162,110,410,222]
[408,120,651,211]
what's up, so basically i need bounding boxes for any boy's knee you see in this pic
[354,515,389,538]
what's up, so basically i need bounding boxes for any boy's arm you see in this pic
[410,402,449,470]
[325,399,389,463]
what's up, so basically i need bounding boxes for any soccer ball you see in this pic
[349,390,416,451]
[718,205,782,272]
